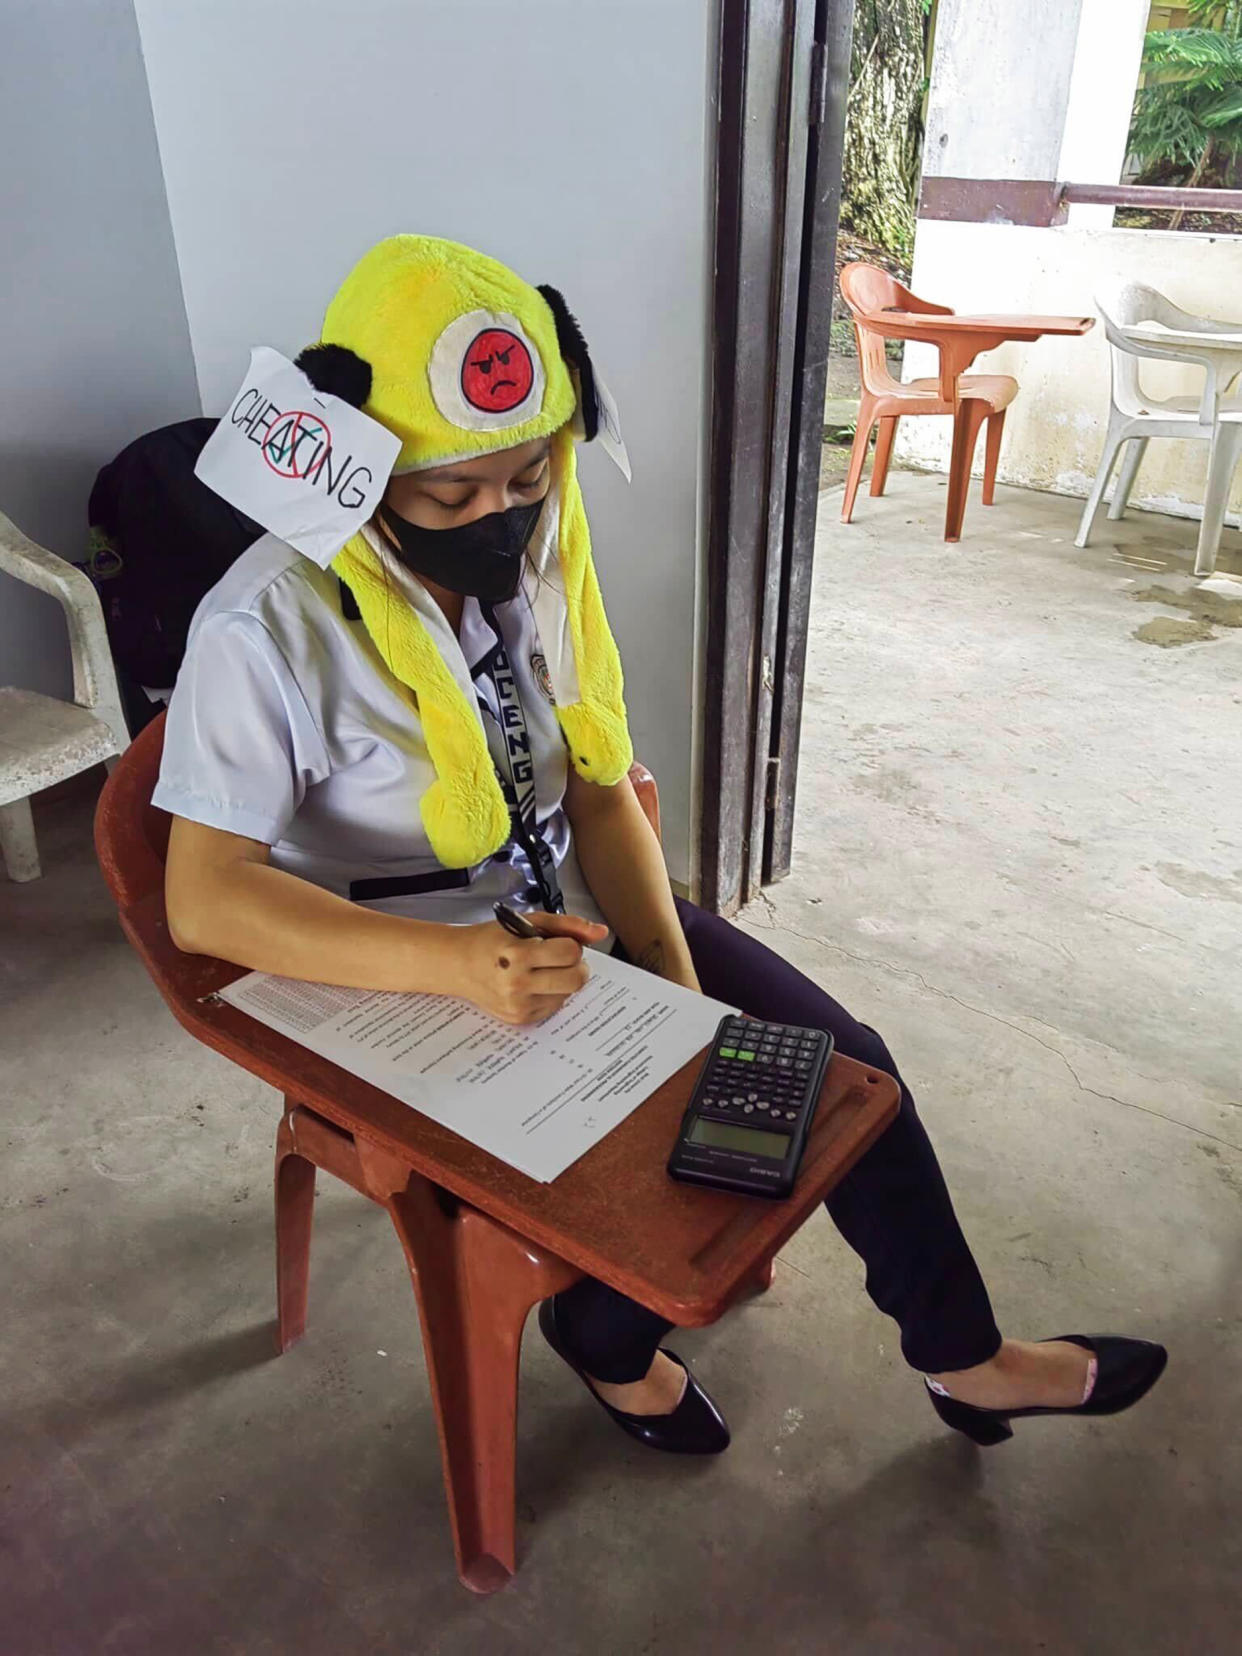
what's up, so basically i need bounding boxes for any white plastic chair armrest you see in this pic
[0,509,94,606]
[0,508,129,755]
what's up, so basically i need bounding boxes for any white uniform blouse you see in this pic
[152,528,609,935]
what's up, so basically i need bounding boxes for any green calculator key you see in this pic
[719,1046,737,1058]
[737,1050,756,1061]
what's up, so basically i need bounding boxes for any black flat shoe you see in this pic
[538,1298,730,1455]
[927,1334,1168,1446]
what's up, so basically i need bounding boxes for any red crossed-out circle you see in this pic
[460,329,535,414]
[261,409,332,478]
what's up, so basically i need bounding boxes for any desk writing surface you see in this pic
[882,311,1094,337]
[122,891,901,1324]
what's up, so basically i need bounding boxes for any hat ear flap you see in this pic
[294,342,373,409]
[537,285,598,442]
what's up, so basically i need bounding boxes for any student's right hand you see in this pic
[452,913,608,1025]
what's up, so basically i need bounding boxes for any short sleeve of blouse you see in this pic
[151,610,330,845]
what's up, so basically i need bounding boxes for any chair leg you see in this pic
[0,797,41,882]
[274,1111,317,1353]
[869,417,899,497]
[944,400,990,542]
[751,1257,775,1294]
[380,1173,578,1594]
[841,414,877,523]
[982,410,1006,506]
[1195,422,1242,577]
[1108,435,1149,522]
[1074,424,1126,549]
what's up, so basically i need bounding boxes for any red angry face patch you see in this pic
[460,328,535,414]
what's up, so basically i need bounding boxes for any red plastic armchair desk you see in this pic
[94,713,899,1593]
[840,262,1093,541]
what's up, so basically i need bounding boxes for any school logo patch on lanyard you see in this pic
[530,651,556,704]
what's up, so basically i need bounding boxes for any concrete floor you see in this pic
[2,476,1240,1654]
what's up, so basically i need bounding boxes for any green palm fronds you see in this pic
[1128,3,1242,176]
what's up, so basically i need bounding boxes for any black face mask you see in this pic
[378,499,544,603]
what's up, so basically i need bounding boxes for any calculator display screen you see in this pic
[689,1118,792,1159]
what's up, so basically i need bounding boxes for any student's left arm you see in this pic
[563,767,700,991]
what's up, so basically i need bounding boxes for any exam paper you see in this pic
[219,951,736,1182]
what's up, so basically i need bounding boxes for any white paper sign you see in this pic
[569,362,631,483]
[195,347,402,567]
[593,367,632,483]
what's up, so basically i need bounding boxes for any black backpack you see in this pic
[88,418,262,693]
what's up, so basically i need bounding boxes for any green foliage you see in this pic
[1128,1,1242,179]
[823,421,858,446]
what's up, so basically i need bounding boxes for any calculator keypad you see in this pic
[698,1019,828,1127]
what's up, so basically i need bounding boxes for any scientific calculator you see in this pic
[667,1014,833,1199]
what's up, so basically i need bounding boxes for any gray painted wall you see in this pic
[133,0,715,887]
[0,0,198,700]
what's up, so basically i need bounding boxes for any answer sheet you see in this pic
[220,951,736,1182]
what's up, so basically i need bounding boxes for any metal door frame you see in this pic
[699,0,854,913]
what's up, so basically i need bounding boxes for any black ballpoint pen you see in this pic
[492,900,547,940]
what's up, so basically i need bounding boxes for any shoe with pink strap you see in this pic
[925,1334,1167,1446]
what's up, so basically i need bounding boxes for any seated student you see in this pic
[158,234,1166,1455]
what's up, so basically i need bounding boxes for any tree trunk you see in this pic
[1169,140,1215,230]
[841,0,928,254]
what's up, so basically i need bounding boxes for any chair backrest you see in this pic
[1097,280,1162,331]
[94,711,171,911]
[1099,279,1240,338]
[1094,280,1239,418]
[94,709,663,916]
[838,262,954,395]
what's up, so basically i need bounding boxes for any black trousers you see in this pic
[553,898,1003,1383]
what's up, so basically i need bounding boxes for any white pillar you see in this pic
[1057,0,1151,228]
[922,0,1085,183]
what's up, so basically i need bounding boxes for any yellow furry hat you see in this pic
[300,234,631,869]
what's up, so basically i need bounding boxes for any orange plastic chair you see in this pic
[839,262,1018,541]
[93,713,898,1592]
[92,713,660,1592]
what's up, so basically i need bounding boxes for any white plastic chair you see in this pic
[1076,281,1242,573]
[0,509,129,881]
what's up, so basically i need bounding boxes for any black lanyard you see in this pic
[476,603,564,914]
[337,576,563,909]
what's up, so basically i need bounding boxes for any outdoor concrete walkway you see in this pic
[0,475,1237,1653]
